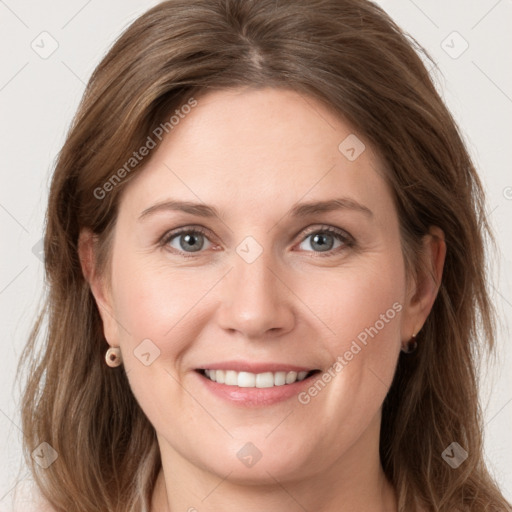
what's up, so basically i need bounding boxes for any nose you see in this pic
[216,248,296,340]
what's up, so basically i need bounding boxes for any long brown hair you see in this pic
[17,0,511,510]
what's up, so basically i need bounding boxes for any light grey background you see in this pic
[1,0,511,508]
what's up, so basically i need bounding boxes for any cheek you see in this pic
[108,253,203,418]
[298,252,405,407]
[106,255,206,418]
[301,255,405,350]
[110,249,209,343]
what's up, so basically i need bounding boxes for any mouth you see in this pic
[195,368,322,388]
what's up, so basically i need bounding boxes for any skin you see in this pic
[80,87,445,512]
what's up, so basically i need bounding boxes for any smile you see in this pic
[197,369,320,388]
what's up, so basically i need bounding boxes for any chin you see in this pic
[198,439,319,484]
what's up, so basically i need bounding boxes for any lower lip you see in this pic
[194,370,317,407]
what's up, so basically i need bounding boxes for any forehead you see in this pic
[118,87,393,222]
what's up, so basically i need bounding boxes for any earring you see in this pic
[105,347,123,367]
[401,333,418,354]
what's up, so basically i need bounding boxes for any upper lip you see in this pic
[195,361,319,373]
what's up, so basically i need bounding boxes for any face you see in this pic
[88,87,425,485]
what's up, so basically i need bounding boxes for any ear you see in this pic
[78,228,119,347]
[402,226,446,340]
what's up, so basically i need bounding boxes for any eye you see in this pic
[161,227,213,254]
[159,224,354,257]
[297,225,354,255]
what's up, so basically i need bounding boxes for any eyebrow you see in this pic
[138,197,373,221]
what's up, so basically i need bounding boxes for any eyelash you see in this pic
[159,224,355,258]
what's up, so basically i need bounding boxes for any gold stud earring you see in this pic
[105,347,123,367]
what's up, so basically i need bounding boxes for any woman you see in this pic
[17,0,511,511]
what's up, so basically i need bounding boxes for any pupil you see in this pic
[182,233,202,252]
[312,233,333,251]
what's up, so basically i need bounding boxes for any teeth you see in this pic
[256,372,274,388]
[225,370,238,386]
[238,371,255,387]
[215,369,225,384]
[202,369,312,388]
[274,371,286,386]
[285,371,297,384]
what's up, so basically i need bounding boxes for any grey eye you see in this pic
[298,231,346,253]
[167,231,212,252]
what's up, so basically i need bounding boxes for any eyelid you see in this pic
[298,224,353,243]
